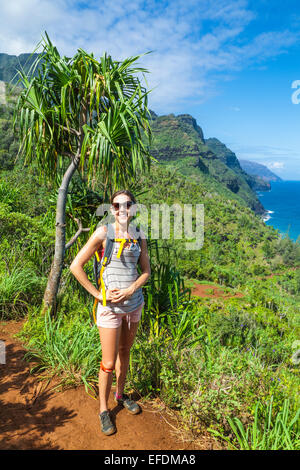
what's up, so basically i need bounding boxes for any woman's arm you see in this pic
[69,225,118,301]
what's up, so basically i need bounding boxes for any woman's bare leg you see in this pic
[98,325,122,413]
[115,318,139,397]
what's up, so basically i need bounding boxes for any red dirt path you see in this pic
[191,283,244,299]
[0,320,218,451]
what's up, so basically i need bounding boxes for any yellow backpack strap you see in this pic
[92,224,116,324]
[115,237,138,258]
[92,298,98,324]
[100,256,108,305]
[115,238,126,258]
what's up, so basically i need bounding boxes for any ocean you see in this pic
[256,181,300,243]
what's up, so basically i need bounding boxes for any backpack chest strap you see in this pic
[114,238,138,258]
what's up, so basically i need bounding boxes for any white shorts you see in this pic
[96,301,144,329]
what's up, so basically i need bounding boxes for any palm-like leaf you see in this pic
[14,32,154,191]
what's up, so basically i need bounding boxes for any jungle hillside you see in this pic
[0,50,300,451]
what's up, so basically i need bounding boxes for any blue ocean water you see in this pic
[256,181,300,243]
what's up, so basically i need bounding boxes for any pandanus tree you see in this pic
[14,33,153,315]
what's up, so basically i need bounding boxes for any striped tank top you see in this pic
[99,240,144,314]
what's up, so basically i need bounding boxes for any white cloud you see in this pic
[268,161,285,169]
[1,0,300,111]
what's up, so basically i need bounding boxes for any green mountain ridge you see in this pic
[204,137,272,191]
[239,159,282,183]
[146,111,268,216]
[0,53,39,82]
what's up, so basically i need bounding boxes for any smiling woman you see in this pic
[69,189,151,436]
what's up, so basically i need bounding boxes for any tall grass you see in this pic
[142,239,192,342]
[0,264,44,319]
[20,309,101,394]
[209,397,300,450]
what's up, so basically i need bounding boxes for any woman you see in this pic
[70,190,151,436]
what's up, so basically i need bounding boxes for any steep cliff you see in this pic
[147,112,267,215]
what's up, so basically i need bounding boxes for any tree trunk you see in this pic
[42,100,87,316]
[41,153,80,315]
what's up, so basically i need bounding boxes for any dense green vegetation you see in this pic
[1,79,299,449]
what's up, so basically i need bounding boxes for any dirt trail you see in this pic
[191,283,244,299]
[0,320,216,451]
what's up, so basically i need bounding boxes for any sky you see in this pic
[1,0,300,179]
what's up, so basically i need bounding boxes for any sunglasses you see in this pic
[112,201,135,210]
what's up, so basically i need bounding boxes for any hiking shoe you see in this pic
[114,393,141,415]
[99,410,116,435]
